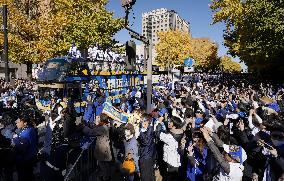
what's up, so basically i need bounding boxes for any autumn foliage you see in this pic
[0,0,124,65]
[219,56,242,73]
[210,0,284,76]
[155,31,219,71]
[190,37,219,70]
[155,30,192,68]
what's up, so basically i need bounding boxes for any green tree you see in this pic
[219,55,242,73]
[0,0,124,76]
[155,30,192,69]
[210,0,284,76]
[190,37,219,71]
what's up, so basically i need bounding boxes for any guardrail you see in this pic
[64,139,96,181]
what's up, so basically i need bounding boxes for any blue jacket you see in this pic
[14,126,38,163]
[138,126,155,160]
[187,146,208,181]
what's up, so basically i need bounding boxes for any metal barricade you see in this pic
[64,140,96,181]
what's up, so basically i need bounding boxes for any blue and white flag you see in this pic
[102,102,129,123]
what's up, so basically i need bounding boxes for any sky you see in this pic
[106,0,247,70]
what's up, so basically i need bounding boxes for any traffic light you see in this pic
[125,41,136,70]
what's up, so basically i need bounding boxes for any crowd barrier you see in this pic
[64,139,96,181]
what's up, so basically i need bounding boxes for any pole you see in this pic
[3,5,9,82]
[146,42,152,113]
[143,44,147,72]
[172,69,174,91]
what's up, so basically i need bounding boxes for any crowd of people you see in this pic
[0,73,284,181]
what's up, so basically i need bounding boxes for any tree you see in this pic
[190,37,219,70]
[0,0,124,76]
[210,0,284,76]
[155,30,191,69]
[219,55,241,73]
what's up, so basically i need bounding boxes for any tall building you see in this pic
[142,8,190,45]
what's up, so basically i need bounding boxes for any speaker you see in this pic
[126,41,136,65]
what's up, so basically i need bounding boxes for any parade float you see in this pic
[35,44,146,118]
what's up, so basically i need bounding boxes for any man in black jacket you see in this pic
[138,113,156,181]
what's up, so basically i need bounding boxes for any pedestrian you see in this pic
[13,114,38,181]
[83,113,112,181]
[138,113,155,181]
[123,123,140,181]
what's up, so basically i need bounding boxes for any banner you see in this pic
[86,75,145,103]
[102,102,129,123]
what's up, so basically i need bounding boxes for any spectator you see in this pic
[138,113,155,181]
[13,114,38,181]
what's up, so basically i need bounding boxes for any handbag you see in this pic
[122,158,136,174]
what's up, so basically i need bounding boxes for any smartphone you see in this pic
[262,142,274,150]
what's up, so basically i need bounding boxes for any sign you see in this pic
[102,102,129,123]
[184,57,195,67]
[152,75,160,84]
[184,67,194,73]
[91,75,144,102]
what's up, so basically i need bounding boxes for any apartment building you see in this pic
[142,8,190,45]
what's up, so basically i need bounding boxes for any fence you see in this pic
[64,139,96,181]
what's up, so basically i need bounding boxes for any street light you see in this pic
[121,0,136,8]
[121,0,153,113]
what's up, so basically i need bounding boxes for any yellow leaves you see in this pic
[219,55,241,72]
[155,31,220,71]
[155,30,191,68]
[210,0,245,31]
[190,38,218,70]
[0,0,124,65]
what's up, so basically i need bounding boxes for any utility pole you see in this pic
[146,42,153,113]
[121,0,153,113]
[2,5,9,82]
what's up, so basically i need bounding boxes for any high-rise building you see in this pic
[142,8,190,45]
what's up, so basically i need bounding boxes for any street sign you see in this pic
[184,57,195,67]
[184,67,194,73]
